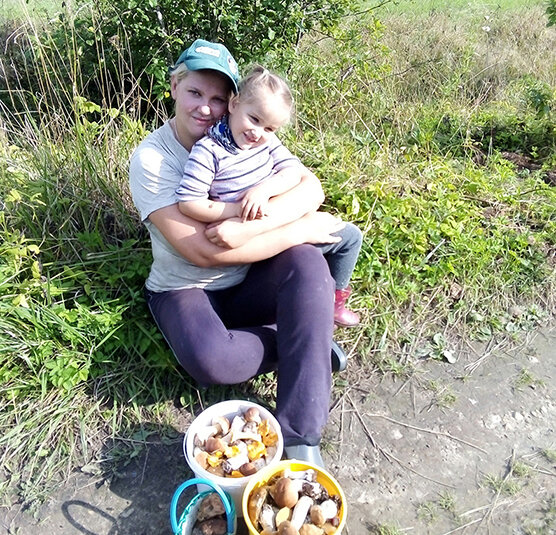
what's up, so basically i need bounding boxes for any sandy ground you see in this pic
[1,326,554,535]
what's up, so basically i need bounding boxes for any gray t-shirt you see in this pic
[128,121,249,292]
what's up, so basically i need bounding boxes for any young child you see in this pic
[175,66,362,327]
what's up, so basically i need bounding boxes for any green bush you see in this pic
[27,0,361,114]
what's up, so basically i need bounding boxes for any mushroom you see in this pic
[211,415,230,435]
[283,468,317,482]
[244,406,262,423]
[230,415,246,435]
[239,462,258,476]
[194,424,221,446]
[197,517,228,535]
[194,449,209,469]
[277,521,299,535]
[301,481,328,501]
[275,506,292,527]
[222,452,250,473]
[231,429,262,443]
[299,524,324,535]
[322,523,338,535]
[259,503,276,533]
[247,486,268,527]
[204,436,226,453]
[309,500,337,527]
[243,420,260,434]
[290,495,313,530]
[197,493,226,521]
[271,477,300,509]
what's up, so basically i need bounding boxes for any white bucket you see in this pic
[183,400,284,516]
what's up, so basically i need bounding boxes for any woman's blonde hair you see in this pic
[170,63,191,84]
[236,66,294,119]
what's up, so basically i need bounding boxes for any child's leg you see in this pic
[319,222,362,289]
[317,222,363,326]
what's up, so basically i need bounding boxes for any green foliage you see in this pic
[34,0,362,109]
[547,0,556,26]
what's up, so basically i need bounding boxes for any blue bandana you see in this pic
[207,115,240,155]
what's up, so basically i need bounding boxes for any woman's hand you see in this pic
[298,211,345,245]
[205,217,256,248]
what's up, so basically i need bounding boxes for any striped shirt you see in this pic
[175,132,300,203]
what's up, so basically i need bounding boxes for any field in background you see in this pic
[1,0,555,510]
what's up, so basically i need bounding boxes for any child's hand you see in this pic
[240,186,271,221]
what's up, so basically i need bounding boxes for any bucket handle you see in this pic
[170,477,235,534]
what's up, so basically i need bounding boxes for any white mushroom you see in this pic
[230,415,246,434]
[291,495,313,530]
[243,420,259,434]
[283,468,317,482]
[231,430,262,443]
[259,503,277,532]
[244,406,262,423]
[212,415,230,435]
[222,452,250,473]
[194,424,220,446]
[309,500,338,527]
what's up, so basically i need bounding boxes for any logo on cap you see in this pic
[195,46,220,58]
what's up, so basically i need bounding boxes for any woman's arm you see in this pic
[206,165,325,248]
[148,203,342,268]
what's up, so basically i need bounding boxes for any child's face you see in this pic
[228,87,290,150]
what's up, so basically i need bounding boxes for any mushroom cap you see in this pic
[205,436,226,453]
[212,415,230,435]
[277,520,300,535]
[244,407,261,423]
[299,524,324,535]
[271,477,299,509]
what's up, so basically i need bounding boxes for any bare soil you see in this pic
[1,326,555,535]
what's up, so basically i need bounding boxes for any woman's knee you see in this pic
[280,244,335,292]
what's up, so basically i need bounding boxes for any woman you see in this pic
[129,39,347,466]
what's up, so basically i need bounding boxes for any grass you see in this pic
[1,0,555,509]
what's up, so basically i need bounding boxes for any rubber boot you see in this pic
[284,444,325,468]
[334,287,360,327]
[331,340,347,372]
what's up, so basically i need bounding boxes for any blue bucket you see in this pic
[170,477,236,535]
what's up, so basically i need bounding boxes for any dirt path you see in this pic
[1,326,555,535]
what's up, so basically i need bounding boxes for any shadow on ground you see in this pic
[1,326,555,535]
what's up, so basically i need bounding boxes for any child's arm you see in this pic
[240,165,304,221]
[176,140,243,223]
[178,199,241,223]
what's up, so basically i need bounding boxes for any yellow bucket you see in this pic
[242,459,347,534]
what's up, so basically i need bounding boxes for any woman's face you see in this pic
[171,70,231,150]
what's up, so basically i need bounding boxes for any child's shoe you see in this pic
[334,287,360,327]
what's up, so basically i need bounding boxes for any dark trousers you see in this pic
[145,244,334,446]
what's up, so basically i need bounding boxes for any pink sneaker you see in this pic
[334,287,360,327]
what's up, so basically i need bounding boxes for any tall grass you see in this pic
[1,0,555,506]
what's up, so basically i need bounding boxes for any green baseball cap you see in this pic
[172,39,239,93]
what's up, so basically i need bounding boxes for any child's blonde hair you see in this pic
[236,66,294,119]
